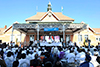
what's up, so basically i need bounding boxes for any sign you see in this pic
[44,28,59,31]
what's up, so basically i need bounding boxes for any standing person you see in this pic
[88,39,91,49]
[63,40,66,47]
[66,50,75,67]
[0,40,3,48]
[33,40,37,46]
[37,40,40,47]
[10,41,13,47]
[85,38,91,49]
[96,56,100,67]
[0,54,7,67]
[43,52,54,66]
[30,54,41,67]
[13,60,19,67]
[79,54,94,67]
[13,42,15,47]
[4,51,14,67]
[98,43,100,55]
[91,52,99,67]
[18,53,30,67]
[29,41,33,47]
[68,40,74,46]
[19,42,21,47]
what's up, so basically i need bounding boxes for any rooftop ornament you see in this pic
[47,2,52,11]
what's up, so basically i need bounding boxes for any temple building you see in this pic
[0,2,100,46]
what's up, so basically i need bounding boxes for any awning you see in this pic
[13,23,87,34]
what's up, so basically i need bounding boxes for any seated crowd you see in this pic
[0,42,100,67]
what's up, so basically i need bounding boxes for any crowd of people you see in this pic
[0,40,100,67]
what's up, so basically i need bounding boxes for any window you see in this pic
[16,35,20,42]
[78,35,82,42]
[96,38,98,41]
[96,37,100,41]
[10,35,15,42]
[84,35,88,40]
[30,35,34,41]
[66,35,70,44]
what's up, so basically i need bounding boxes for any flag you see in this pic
[61,7,63,11]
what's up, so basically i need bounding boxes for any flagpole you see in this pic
[36,6,38,14]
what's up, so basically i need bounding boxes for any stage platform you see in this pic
[40,42,62,46]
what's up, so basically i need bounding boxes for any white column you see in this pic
[87,25,89,32]
[24,34,26,46]
[63,25,65,41]
[37,25,39,40]
[78,32,80,47]
[20,32,22,42]
[11,25,14,42]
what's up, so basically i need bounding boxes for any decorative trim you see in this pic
[40,10,60,21]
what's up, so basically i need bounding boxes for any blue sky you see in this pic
[0,0,100,28]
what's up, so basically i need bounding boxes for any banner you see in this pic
[44,28,59,31]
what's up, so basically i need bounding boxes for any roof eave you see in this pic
[3,25,12,34]
[95,32,100,34]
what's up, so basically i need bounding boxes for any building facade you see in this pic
[0,2,100,46]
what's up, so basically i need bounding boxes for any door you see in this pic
[66,35,70,44]
[30,35,34,41]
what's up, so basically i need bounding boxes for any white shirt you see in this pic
[54,47,58,54]
[19,43,21,47]
[18,58,30,67]
[66,53,75,63]
[57,50,60,57]
[74,47,78,54]
[65,50,70,56]
[69,41,74,46]
[4,56,14,62]
[75,52,81,61]
[32,52,37,59]
[80,52,86,63]
[4,56,14,67]
[38,51,42,56]
[26,54,32,61]
[90,55,99,67]
[89,62,94,67]
[13,43,15,46]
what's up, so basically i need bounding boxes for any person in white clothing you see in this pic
[4,51,14,67]
[13,42,15,47]
[96,56,100,67]
[79,54,94,67]
[91,52,99,67]
[32,50,37,59]
[18,53,30,67]
[19,42,21,47]
[66,50,75,67]
[75,49,82,66]
[26,51,32,61]
[65,49,70,57]
[68,40,74,46]
[53,47,58,54]
[80,49,86,64]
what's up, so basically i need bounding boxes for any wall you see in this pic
[73,29,100,46]
[0,27,26,46]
